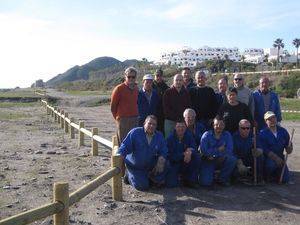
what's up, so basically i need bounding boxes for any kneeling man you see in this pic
[233,119,264,183]
[117,115,168,191]
[199,116,237,186]
[166,120,201,188]
[259,111,293,183]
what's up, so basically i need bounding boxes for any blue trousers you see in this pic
[166,153,201,188]
[126,162,169,191]
[199,155,237,186]
[264,157,289,183]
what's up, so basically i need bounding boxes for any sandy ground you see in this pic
[0,90,300,225]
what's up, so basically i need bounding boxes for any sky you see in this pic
[0,0,299,88]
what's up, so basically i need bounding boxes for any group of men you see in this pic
[110,67,293,191]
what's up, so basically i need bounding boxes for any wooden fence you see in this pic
[0,100,122,225]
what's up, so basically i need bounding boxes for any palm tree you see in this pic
[263,54,269,63]
[273,38,284,64]
[293,38,300,68]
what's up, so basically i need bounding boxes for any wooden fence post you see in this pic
[112,135,118,148]
[51,107,54,118]
[57,109,61,125]
[60,110,65,129]
[64,112,69,133]
[111,153,123,201]
[53,182,69,225]
[54,107,58,122]
[70,118,75,139]
[78,121,84,147]
[91,128,98,156]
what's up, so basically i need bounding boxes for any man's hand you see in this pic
[183,148,193,164]
[268,152,284,167]
[237,159,249,175]
[218,144,225,152]
[252,148,263,158]
[286,142,293,154]
[152,156,166,175]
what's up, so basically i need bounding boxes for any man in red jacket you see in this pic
[111,67,139,145]
[163,74,191,138]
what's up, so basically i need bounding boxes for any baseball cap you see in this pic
[264,111,276,120]
[143,74,153,80]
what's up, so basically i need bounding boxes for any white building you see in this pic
[243,48,264,63]
[159,46,240,67]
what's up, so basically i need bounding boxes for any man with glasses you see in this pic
[233,119,264,183]
[153,69,169,134]
[111,67,139,145]
[253,77,282,130]
[233,73,255,117]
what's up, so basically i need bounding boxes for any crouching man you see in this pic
[199,116,237,186]
[117,115,168,191]
[259,111,293,183]
[233,119,264,184]
[166,120,201,188]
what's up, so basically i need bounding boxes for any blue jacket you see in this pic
[118,127,168,170]
[167,130,196,163]
[137,89,159,124]
[233,131,262,159]
[186,122,206,148]
[253,90,282,130]
[200,130,233,158]
[259,126,289,157]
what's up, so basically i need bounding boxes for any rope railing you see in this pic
[0,100,122,225]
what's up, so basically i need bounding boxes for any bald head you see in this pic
[259,77,270,93]
[173,74,183,90]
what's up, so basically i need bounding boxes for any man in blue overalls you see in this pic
[233,119,264,183]
[118,115,168,191]
[166,120,201,188]
[259,111,293,183]
[199,117,237,186]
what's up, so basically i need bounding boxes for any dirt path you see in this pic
[1,90,300,225]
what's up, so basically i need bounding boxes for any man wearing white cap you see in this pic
[259,111,293,183]
[137,74,159,126]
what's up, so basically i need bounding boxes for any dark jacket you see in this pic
[189,86,218,121]
[163,86,191,121]
[137,89,159,126]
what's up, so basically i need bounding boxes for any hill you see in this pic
[46,57,122,86]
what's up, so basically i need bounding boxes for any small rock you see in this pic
[47,176,54,179]
[60,146,67,150]
[155,208,161,213]
[25,123,32,126]
[38,171,49,174]
[31,178,37,182]
[6,204,13,208]
[3,185,11,190]
[102,158,109,161]
[46,151,56,155]
[12,186,20,190]
[40,143,48,148]
[35,150,43,154]
[21,182,27,186]
[4,166,10,170]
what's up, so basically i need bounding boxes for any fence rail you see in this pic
[0,99,122,225]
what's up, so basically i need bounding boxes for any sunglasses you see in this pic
[234,78,243,81]
[127,76,136,79]
[240,127,250,130]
